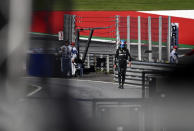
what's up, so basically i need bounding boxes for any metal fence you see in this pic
[118,16,171,62]
[79,53,115,73]
[75,16,116,42]
[65,15,171,63]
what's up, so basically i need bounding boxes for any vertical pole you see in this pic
[148,16,152,62]
[106,55,110,73]
[72,15,76,43]
[68,15,71,42]
[116,15,120,49]
[100,54,103,72]
[159,16,162,62]
[63,15,67,41]
[127,16,130,51]
[80,53,83,60]
[138,16,142,61]
[64,14,70,42]
[94,54,96,70]
[69,15,72,43]
[76,29,80,60]
[142,72,145,98]
[167,16,171,62]
[87,54,90,68]
[113,55,115,74]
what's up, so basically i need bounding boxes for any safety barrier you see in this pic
[114,61,177,87]
[79,53,178,90]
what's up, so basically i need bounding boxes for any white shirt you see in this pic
[71,46,77,60]
[60,45,72,58]
[170,49,178,63]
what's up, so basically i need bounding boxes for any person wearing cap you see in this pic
[114,40,132,89]
[170,46,178,64]
[59,40,72,77]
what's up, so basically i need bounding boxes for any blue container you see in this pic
[27,48,62,77]
[27,53,56,77]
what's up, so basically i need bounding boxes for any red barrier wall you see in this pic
[31,11,194,47]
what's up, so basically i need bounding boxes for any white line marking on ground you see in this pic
[18,84,42,102]
[68,78,116,84]
[26,84,42,97]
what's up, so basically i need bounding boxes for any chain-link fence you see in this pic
[67,15,171,62]
[119,16,169,45]
[75,16,116,42]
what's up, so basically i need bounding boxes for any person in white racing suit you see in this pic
[70,42,78,76]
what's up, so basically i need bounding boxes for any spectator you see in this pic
[170,46,178,64]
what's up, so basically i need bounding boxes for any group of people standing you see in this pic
[59,40,83,78]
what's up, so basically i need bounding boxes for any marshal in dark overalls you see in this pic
[114,40,132,89]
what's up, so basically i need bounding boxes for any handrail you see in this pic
[142,70,170,98]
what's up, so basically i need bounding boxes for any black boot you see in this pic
[121,84,124,89]
[118,83,122,89]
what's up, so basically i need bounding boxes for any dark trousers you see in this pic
[118,66,127,86]
[61,57,72,77]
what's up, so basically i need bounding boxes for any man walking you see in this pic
[114,40,132,89]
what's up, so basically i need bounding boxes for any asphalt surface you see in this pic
[4,74,143,131]
[24,74,143,99]
[2,67,194,131]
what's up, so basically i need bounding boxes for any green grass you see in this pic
[33,0,194,11]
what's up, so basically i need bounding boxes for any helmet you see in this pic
[120,40,126,48]
[120,40,126,44]
[173,46,178,49]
